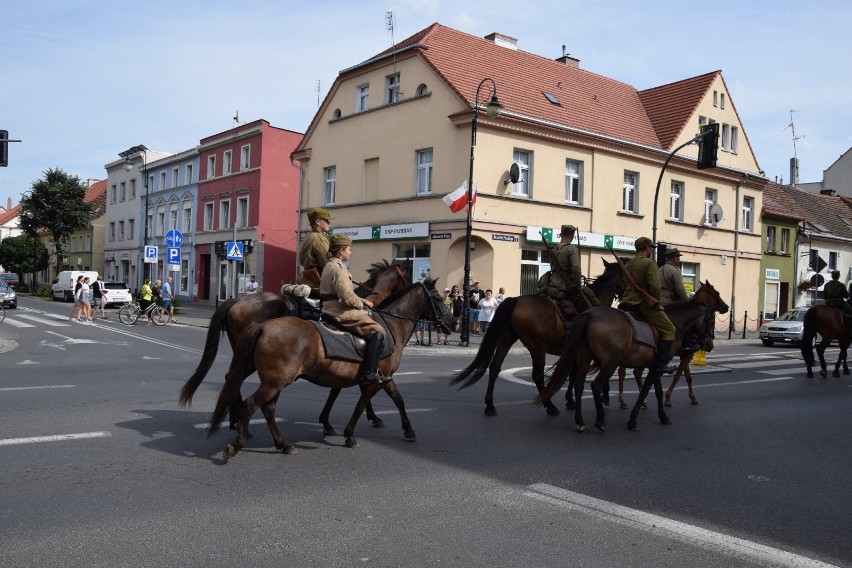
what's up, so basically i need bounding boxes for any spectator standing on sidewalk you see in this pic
[91,275,108,319]
[163,276,178,323]
[477,289,499,334]
[469,281,483,334]
[450,285,463,333]
[244,275,260,295]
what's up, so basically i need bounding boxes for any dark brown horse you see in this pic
[179,259,410,433]
[536,281,728,433]
[450,259,624,416]
[207,278,455,459]
[800,304,852,378]
[615,282,728,408]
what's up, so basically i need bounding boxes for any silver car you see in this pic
[758,308,814,346]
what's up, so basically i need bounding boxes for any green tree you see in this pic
[19,167,93,269]
[0,234,49,275]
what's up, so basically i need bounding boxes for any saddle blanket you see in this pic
[624,312,657,349]
[309,311,395,363]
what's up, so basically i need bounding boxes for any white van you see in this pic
[52,270,99,302]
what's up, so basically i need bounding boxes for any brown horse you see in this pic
[536,282,727,433]
[800,304,852,378]
[450,259,624,416]
[207,278,455,459]
[615,281,729,408]
[179,259,410,433]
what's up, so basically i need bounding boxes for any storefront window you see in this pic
[520,249,548,295]
[680,262,699,295]
[395,243,431,282]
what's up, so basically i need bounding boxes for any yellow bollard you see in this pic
[693,349,707,366]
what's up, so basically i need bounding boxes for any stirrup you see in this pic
[360,371,391,386]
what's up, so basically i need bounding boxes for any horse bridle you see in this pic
[353,265,408,301]
[374,281,447,328]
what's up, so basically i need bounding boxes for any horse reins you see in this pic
[373,281,446,327]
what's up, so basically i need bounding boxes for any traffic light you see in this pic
[0,130,8,167]
[696,123,719,170]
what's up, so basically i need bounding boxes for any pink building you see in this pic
[193,119,303,302]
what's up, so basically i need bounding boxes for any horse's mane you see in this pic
[356,259,411,298]
[377,277,437,308]
[588,258,625,295]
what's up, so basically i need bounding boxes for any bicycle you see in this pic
[118,299,168,326]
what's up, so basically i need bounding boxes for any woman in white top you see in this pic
[477,289,499,334]
[77,277,93,322]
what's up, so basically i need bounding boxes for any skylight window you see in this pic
[542,91,561,106]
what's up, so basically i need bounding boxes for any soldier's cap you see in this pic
[307,207,332,222]
[560,224,577,235]
[634,236,653,251]
[664,248,682,257]
[329,233,352,247]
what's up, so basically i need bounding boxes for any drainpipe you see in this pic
[729,177,742,338]
[290,155,304,282]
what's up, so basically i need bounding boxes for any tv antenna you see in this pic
[317,80,321,108]
[783,109,804,162]
[233,110,244,127]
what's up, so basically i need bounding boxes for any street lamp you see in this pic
[460,78,503,346]
[120,144,149,291]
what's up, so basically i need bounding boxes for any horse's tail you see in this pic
[535,311,590,405]
[179,298,237,407]
[207,322,262,436]
[800,307,818,367]
[450,297,518,389]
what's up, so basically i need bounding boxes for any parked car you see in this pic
[758,308,816,346]
[102,281,132,307]
[0,272,19,288]
[0,278,16,308]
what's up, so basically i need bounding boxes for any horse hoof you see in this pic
[371,419,385,429]
[627,420,638,431]
[565,401,575,411]
[484,407,498,417]
[845,369,851,375]
[602,395,610,407]
[345,438,359,448]
[807,372,814,378]
[664,399,672,407]
[595,422,606,432]
[576,424,587,433]
[323,427,338,437]
[404,431,417,440]
[223,445,239,460]
[833,371,841,378]
[546,405,560,417]
[661,416,672,425]
[690,399,700,406]
[282,446,298,455]
[820,370,828,378]
[619,401,628,410]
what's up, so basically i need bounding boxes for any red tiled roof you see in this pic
[85,179,107,217]
[638,71,719,149]
[0,204,21,227]
[763,181,852,239]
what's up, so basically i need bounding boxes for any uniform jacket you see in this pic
[320,257,366,321]
[297,231,330,287]
[548,241,582,291]
[659,262,688,304]
[823,279,849,302]
[622,256,661,305]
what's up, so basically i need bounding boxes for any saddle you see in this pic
[309,311,395,363]
[539,294,577,324]
[617,302,660,350]
[281,284,321,321]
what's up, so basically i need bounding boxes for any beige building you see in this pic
[292,24,766,325]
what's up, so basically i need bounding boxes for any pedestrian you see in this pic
[139,278,154,325]
[495,287,506,304]
[91,274,108,319]
[320,233,388,385]
[244,274,260,295]
[469,281,483,334]
[297,207,332,298]
[414,319,427,346]
[68,275,84,321]
[450,285,463,332]
[77,276,93,322]
[477,289,499,334]
[163,276,178,323]
[152,279,164,322]
[437,287,453,344]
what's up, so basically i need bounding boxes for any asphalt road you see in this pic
[1,297,850,567]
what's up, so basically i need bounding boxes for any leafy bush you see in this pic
[35,284,53,298]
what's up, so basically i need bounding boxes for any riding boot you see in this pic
[651,339,675,376]
[361,332,390,386]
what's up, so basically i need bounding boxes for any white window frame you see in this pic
[223,150,232,175]
[219,200,230,230]
[204,202,214,231]
[512,149,532,197]
[172,167,179,188]
[157,208,165,236]
[670,180,684,221]
[159,171,166,191]
[722,124,731,151]
[415,149,433,195]
[720,93,726,109]
[742,196,754,232]
[182,205,192,234]
[386,73,400,104]
[129,179,136,200]
[704,189,718,226]
[180,259,190,294]
[237,196,249,228]
[565,160,582,204]
[170,206,178,232]
[623,171,638,213]
[207,155,215,179]
[111,185,117,204]
[185,163,193,185]
[731,126,739,154]
[324,167,336,205]
[109,222,115,242]
[781,228,790,254]
[356,84,370,112]
[120,181,126,202]
[119,220,125,241]
[241,145,250,170]
[766,225,776,253]
[128,218,134,241]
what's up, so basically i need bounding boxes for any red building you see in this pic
[193,119,303,302]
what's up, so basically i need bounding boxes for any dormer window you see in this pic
[386,73,400,104]
[416,83,429,96]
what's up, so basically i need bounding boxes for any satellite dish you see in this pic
[709,203,724,223]
[509,163,520,184]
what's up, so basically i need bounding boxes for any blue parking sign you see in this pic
[167,247,181,265]
[144,245,158,263]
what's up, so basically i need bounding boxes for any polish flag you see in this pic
[442,181,477,213]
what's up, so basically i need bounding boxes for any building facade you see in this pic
[292,24,766,325]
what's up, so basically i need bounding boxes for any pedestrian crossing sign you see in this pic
[226,241,244,261]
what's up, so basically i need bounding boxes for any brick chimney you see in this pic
[555,45,580,68]
[484,32,518,50]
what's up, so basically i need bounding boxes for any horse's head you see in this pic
[589,258,627,306]
[421,277,456,334]
[361,259,412,299]
[693,280,729,314]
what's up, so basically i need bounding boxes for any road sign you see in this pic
[144,246,158,263]
[226,241,244,261]
[165,229,183,247]
[167,247,181,266]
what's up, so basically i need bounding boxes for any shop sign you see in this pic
[765,268,780,280]
[334,222,430,241]
[526,226,635,252]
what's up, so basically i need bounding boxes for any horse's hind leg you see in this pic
[342,384,383,448]
[484,338,514,416]
[816,343,829,378]
[380,380,416,440]
[617,366,627,409]
[260,392,296,454]
[573,371,587,433]
[652,372,672,425]
[319,388,342,436]
[591,366,617,432]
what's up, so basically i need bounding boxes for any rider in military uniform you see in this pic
[622,236,678,382]
[297,208,332,298]
[320,234,389,386]
[823,270,852,318]
[659,248,689,305]
[538,224,598,312]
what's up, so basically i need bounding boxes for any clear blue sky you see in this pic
[2,0,850,209]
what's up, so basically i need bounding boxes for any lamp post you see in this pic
[460,78,503,347]
[121,144,149,292]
